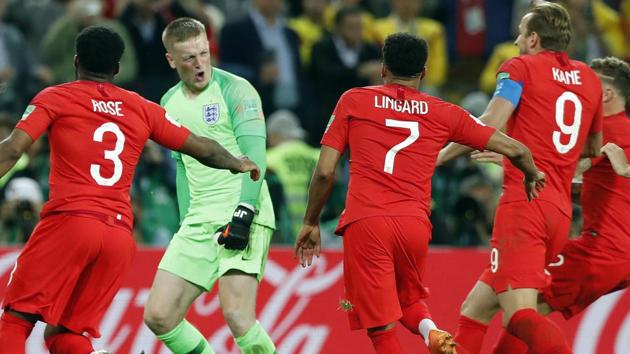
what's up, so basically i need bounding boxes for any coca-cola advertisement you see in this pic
[0,248,627,353]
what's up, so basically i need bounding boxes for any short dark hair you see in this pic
[383,33,428,78]
[334,6,363,27]
[162,17,206,51]
[591,57,630,101]
[526,2,572,51]
[76,26,125,75]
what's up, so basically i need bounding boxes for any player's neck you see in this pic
[76,69,113,83]
[384,77,420,90]
[603,102,626,117]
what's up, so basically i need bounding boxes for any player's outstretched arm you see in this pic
[437,96,516,166]
[177,133,260,180]
[0,129,33,179]
[294,146,341,267]
[485,130,545,200]
[601,142,630,177]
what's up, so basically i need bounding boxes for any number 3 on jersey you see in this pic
[384,119,419,174]
[553,91,582,154]
[90,122,125,186]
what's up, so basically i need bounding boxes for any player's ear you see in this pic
[419,67,427,81]
[380,63,386,79]
[113,62,120,76]
[165,52,177,69]
[73,55,79,70]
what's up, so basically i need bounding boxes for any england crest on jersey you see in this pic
[202,103,220,125]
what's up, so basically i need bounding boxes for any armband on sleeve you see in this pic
[493,78,523,108]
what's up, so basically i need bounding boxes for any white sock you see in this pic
[419,318,438,346]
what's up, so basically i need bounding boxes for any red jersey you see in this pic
[498,51,603,217]
[321,84,496,233]
[16,81,190,228]
[581,111,630,255]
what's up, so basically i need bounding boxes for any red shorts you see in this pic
[342,216,431,330]
[480,200,570,293]
[2,213,136,337]
[543,234,630,319]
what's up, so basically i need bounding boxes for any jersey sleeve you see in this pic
[448,105,497,150]
[15,90,56,141]
[497,56,528,84]
[225,78,266,138]
[320,91,352,153]
[145,100,190,150]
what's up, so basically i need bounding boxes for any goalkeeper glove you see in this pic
[216,203,255,250]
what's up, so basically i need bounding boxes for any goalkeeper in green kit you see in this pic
[143,18,276,354]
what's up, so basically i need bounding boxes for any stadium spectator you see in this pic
[289,0,330,66]
[41,0,138,86]
[373,0,448,90]
[3,0,65,58]
[0,177,42,245]
[324,0,377,41]
[219,0,301,115]
[309,6,380,146]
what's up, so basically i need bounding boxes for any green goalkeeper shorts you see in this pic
[158,221,273,291]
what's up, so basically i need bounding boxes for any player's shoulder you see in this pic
[213,67,254,90]
[160,82,183,107]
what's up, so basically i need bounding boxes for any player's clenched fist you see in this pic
[294,223,321,268]
[601,142,630,177]
[216,203,255,250]
[231,156,261,181]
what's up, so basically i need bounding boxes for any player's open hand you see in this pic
[471,150,503,166]
[524,171,545,201]
[601,143,630,177]
[294,223,321,268]
[233,156,260,181]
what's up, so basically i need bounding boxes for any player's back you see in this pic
[582,111,630,254]
[18,81,187,228]
[322,84,494,232]
[500,51,603,216]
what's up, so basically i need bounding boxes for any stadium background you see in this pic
[0,0,628,353]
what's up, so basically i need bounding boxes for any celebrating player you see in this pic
[480,56,630,353]
[142,18,276,354]
[294,32,544,354]
[437,2,603,354]
[0,26,259,354]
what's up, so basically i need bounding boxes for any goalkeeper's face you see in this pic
[167,34,212,93]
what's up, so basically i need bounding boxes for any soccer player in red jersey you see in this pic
[293,32,545,354]
[437,3,604,354]
[486,56,630,353]
[0,26,260,354]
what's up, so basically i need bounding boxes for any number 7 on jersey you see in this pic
[384,119,420,174]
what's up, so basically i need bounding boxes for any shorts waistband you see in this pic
[47,211,132,231]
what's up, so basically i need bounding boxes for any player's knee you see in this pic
[222,307,254,337]
[143,306,177,335]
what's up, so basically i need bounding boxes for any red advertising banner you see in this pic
[0,248,627,354]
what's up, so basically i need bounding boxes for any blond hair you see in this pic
[162,17,206,52]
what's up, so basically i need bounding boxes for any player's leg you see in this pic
[367,323,404,354]
[145,223,219,354]
[0,214,102,353]
[492,201,572,354]
[52,218,137,353]
[217,223,275,354]
[0,310,38,354]
[392,216,456,354]
[342,217,404,354]
[454,281,500,354]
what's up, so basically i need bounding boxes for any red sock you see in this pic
[400,301,432,335]
[367,327,404,354]
[507,309,572,354]
[0,312,35,354]
[493,328,531,354]
[454,315,488,354]
[45,332,94,354]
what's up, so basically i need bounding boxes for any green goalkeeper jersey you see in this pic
[162,67,275,228]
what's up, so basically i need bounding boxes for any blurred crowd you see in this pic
[0,0,627,246]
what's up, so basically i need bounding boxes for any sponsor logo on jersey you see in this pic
[497,72,510,81]
[202,103,220,125]
[21,105,35,120]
